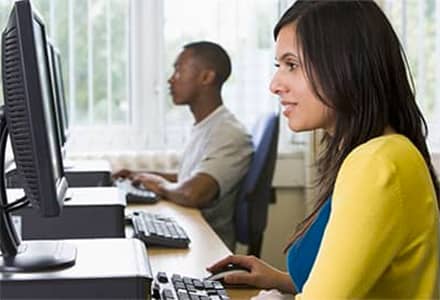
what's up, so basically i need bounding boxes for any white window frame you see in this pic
[66,0,168,154]
[129,0,166,149]
[65,0,304,156]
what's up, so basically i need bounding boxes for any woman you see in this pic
[208,1,440,298]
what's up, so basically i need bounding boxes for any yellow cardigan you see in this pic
[297,134,439,299]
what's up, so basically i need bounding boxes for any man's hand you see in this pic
[122,171,219,208]
[131,173,167,195]
[112,168,135,180]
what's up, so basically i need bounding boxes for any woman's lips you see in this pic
[281,101,297,117]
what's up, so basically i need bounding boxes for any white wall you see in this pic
[261,187,306,271]
[236,154,307,271]
[235,187,306,271]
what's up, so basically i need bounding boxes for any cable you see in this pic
[4,196,29,212]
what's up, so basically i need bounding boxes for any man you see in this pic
[114,41,253,250]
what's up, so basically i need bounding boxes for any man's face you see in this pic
[168,49,202,105]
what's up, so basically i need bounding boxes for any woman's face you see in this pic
[270,24,334,133]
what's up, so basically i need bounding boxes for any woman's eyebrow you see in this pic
[276,52,299,61]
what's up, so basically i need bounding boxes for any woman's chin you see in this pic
[288,123,306,133]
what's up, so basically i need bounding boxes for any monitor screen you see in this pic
[0,0,74,272]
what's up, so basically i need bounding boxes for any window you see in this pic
[5,1,436,157]
[41,0,129,126]
[0,0,130,152]
[28,0,284,154]
[128,0,284,152]
[32,0,131,153]
[0,0,286,154]
[382,0,440,152]
[162,0,281,148]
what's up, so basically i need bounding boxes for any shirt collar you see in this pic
[193,105,226,130]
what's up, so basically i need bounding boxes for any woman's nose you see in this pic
[269,72,283,96]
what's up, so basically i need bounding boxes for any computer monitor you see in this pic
[47,40,68,156]
[47,40,66,156]
[0,0,75,272]
[53,46,70,143]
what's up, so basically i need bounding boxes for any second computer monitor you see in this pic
[0,0,74,272]
[47,41,69,155]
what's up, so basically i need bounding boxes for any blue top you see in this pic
[286,197,331,292]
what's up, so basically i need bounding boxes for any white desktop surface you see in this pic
[0,238,151,281]
[5,159,111,173]
[63,158,110,171]
[127,200,260,299]
[6,186,125,207]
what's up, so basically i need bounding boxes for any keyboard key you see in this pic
[157,272,169,283]
[162,288,174,299]
[177,291,190,300]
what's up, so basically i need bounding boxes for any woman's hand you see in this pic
[207,255,295,293]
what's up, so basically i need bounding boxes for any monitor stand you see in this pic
[6,159,113,188]
[62,159,113,186]
[0,111,77,273]
[0,240,76,272]
[0,238,153,299]
[9,187,126,240]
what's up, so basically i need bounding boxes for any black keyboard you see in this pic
[128,211,190,248]
[115,178,158,204]
[152,272,230,300]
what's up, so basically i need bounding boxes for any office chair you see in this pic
[235,111,279,257]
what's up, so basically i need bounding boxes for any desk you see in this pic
[127,201,260,299]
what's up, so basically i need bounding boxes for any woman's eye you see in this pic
[287,63,298,71]
[273,62,298,71]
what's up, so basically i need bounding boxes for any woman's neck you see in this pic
[383,126,397,135]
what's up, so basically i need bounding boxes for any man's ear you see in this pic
[201,69,216,85]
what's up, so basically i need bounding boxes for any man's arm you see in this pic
[112,168,177,183]
[149,171,177,183]
[132,172,219,208]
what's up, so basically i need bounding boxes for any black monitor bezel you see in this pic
[52,45,69,144]
[5,0,67,216]
[0,0,74,272]
[47,40,66,153]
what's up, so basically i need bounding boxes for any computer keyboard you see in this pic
[128,211,190,248]
[115,178,158,204]
[152,271,230,300]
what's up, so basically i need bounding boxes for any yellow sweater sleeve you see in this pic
[298,147,407,298]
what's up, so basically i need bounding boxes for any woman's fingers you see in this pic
[224,271,254,285]
[206,255,235,272]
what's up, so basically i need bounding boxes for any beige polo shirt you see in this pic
[178,105,253,250]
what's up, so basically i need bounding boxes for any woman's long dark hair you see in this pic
[276,0,440,250]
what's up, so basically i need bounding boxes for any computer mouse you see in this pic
[205,263,250,282]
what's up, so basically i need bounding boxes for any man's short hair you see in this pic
[183,41,231,86]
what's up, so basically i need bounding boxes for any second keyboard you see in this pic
[128,211,191,248]
[115,178,159,204]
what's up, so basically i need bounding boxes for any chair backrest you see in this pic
[235,112,279,256]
